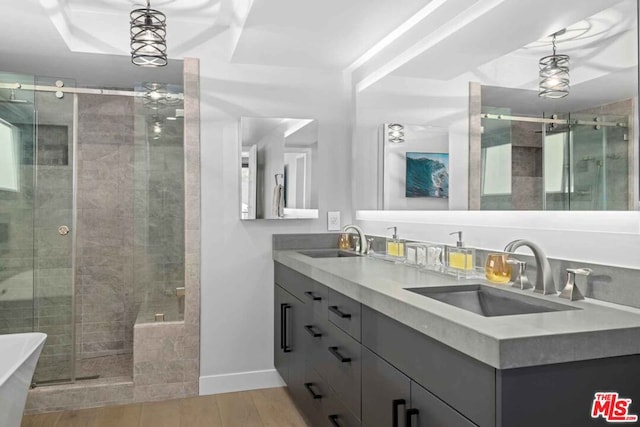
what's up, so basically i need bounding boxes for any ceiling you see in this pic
[231,0,430,69]
[0,0,636,93]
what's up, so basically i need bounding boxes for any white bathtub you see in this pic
[0,333,47,427]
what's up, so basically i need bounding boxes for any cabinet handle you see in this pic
[304,291,321,301]
[392,399,406,427]
[328,346,351,363]
[304,325,322,338]
[304,382,322,399]
[279,303,286,350]
[406,408,420,427]
[281,304,291,353]
[329,305,351,319]
[328,415,341,427]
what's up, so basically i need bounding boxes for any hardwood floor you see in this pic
[22,388,309,427]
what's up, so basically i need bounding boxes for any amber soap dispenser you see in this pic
[386,226,405,258]
[446,231,475,272]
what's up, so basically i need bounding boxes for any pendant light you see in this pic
[130,0,167,67]
[538,30,569,99]
[388,123,405,143]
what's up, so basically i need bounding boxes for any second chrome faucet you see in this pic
[503,239,556,295]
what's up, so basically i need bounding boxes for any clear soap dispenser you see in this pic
[446,231,475,273]
[386,226,405,259]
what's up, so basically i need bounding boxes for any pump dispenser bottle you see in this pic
[386,226,405,258]
[446,231,475,272]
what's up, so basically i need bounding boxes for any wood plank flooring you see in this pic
[22,387,309,427]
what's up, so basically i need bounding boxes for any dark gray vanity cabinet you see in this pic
[276,261,640,427]
[275,262,482,427]
[276,263,362,426]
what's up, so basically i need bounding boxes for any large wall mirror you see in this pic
[240,117,319,220]
[355,0,639,212]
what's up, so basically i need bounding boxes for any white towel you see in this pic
[273,184,284,218]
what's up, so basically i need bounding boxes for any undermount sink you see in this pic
[405,284,579,317]
[298,249,361,258]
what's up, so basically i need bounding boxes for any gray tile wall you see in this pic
[75,94,135,367]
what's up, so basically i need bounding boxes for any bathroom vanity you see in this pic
[273,242,640,427]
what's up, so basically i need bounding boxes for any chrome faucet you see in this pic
[342,224,368,254]
[504,239,556,295]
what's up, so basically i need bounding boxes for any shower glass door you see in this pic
[569,114,630,210]
[0,72,77,385]
[32,76,77,384]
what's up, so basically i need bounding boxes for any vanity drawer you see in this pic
[361,306,495,427]
[302,310,330,380]
[275,262,323,304]
[296,367,330,427]
[324,386,361,427]
[325,321,361,420]
[304,281,328,315]
[328,289,361,341]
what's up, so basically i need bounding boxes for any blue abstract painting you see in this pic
[405,152,449,198]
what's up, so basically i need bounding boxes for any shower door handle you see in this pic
[58,225,70,236]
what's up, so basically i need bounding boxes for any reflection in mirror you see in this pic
[240,117,319,220]
[0,119,20,192]
[359,0,638,212]
[475,86,633,210]
[381,123,450,210]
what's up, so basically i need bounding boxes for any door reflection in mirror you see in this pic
[240,117,319,220]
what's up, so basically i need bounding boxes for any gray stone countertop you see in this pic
[273,249,640,369]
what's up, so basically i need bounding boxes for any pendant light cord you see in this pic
[552,34,557,56]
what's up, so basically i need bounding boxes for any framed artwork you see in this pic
[405,152,449,198]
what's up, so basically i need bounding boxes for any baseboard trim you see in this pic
[199,369,285,395]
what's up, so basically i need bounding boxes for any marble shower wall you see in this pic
[510,121,543,210]
[75,94,136,368]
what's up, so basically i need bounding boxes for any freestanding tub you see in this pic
[0,333,47,427]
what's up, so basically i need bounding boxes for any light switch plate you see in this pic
[327,211,341,231]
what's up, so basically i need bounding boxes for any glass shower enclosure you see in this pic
[480,108,632,210]
[0,71,185,387]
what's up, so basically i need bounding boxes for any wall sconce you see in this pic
[539,30,570,99]
[388,123,405,143]
[130,0,167,67]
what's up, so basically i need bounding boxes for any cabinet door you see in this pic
[275,284,307,387]
[362,347,411,427]
[288,296,311,408]
[408,382,477,427]
[275,285,293,384]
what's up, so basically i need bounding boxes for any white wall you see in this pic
[192,51,352,392]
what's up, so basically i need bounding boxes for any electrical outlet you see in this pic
[327,211,341,231]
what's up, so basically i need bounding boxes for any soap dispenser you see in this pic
[446,231,475,273]
[386,226,405,259]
